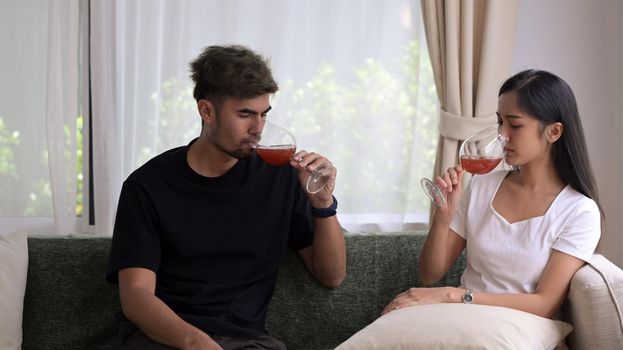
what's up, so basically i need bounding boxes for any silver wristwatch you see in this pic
[462,288,474,304]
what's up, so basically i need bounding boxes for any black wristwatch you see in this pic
[311,196,338,218]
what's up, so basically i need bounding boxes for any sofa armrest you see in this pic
[565,254,623,350]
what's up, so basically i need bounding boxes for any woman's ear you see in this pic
[197,99,216,124]
[546,122,563,143]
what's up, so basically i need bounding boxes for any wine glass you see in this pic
[420,126,506,208]
[255,120,333,194]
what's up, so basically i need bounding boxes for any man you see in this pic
[106,45,346,350]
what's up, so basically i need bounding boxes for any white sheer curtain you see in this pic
[1,0,437,235]
[0,0,81,234]
[90,0,438,234]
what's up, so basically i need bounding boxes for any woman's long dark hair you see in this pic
[498,69,603,219]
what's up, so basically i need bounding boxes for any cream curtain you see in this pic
[420,0,518,180]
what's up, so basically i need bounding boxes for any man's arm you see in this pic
[118,267,222,350]
[290,151,346,288]
[297,214,346,288]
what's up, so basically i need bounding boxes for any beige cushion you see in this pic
[566,254,623,350]
[0,231,28,350]
[336,303,572,350]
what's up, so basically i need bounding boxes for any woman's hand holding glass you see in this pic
[432,165,465,215]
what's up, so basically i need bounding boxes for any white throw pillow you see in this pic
[336,303,572,350]
[0,231,28,350]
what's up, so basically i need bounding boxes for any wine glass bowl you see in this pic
[420,126,506,207]
[458,127,506,174]
[255,146,296,165]
[256,120,332,194]
[256,122,296,165]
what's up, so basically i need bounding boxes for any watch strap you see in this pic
[311,196,338,218]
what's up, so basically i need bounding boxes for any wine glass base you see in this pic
[420,178,447,208]
[306,164,331,194]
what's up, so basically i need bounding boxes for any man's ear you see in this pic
[197,99,216,124]
[546,122,563,143]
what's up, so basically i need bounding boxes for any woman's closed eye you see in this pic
[498,120,521,129]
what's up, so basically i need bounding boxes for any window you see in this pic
[0,0,82,233]
[0,0,438,234]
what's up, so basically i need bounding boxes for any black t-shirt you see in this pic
[106,139,314,337]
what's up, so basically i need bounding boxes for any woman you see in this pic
[383,69,602,318]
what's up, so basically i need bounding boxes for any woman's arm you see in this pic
[465,250,585,317]
[384,250,585,318]
[419,166,467,284]
[419,226,466,284]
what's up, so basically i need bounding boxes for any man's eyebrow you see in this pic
[237,106,272,114]
[237,107,257,114]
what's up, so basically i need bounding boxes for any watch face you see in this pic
[463,290,474,304]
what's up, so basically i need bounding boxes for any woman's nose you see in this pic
[498,135,509,148]
[496,125,508,143]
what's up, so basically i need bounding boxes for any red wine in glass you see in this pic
[459,155,503,175]
[256,145,296,165]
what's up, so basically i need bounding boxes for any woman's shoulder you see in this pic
[548,186,601,226]
[557,186,600,212]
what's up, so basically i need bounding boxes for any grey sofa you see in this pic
[22,233,623,349]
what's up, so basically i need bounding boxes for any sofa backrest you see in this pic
[23,233,462,350]
[23,235,120,350]
[23,234,623,350]
[266,232,465,349]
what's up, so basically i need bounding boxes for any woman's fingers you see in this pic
[434,165,465,194]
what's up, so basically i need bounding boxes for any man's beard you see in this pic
[211,112,258,159]
[215,137,257,160]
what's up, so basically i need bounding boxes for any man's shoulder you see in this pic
[137,145,186,171]
[126,145,187,183]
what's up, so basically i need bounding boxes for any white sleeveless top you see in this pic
[450,170,601,294]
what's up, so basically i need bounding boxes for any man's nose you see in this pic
[250,115,265,135]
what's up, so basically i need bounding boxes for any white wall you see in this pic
[511,0,622,267]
